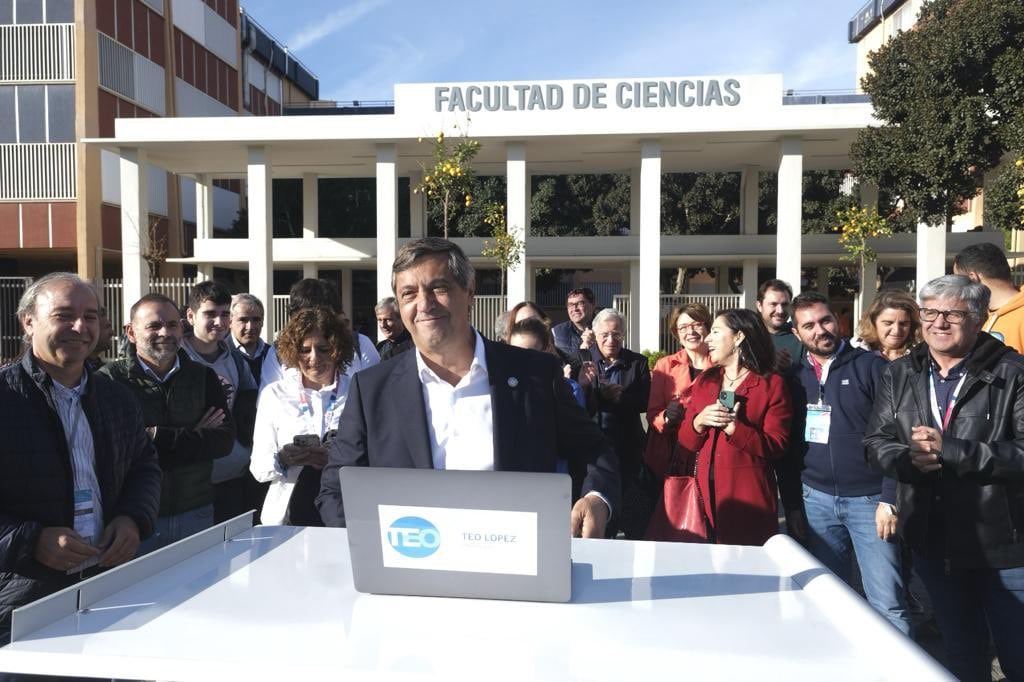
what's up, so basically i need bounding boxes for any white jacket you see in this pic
[249,371,351,525]
[260,333,379,390]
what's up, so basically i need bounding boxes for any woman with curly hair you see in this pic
[852,291,921,361]
[250,307,354,526]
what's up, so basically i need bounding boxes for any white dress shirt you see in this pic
[250,370,350,525]
[417,331,495,471]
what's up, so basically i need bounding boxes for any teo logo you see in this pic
[387,516,441,558]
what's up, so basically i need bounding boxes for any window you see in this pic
[0,86,14,142]
[0,1,13,25]
[47,84,74,142]
[14,0,42,23]
[17,85,44,142]
[45,0,72,22]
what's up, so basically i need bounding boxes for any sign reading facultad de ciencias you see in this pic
[434,79,742,113]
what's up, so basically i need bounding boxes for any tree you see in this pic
[851,0,1024,231]
[480,202,524,297]
[835,206,893,299]
[414,131,480,239]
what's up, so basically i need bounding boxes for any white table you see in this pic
[0,518,951,681]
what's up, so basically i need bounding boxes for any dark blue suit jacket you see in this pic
[316,337,620,526]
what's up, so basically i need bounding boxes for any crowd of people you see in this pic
[3,238,1024,680]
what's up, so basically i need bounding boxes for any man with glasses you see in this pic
[865,275,1024,681]
[553,288,596,357]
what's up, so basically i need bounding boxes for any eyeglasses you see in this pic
[919,308,971,324]
[597,332,623,341]
[676,323,706,333]
[567,301,589,309]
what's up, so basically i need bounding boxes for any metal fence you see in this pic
[613,293,742,353]
[272,295,290,339]
[0,277,31,362]
[472,295,508,341]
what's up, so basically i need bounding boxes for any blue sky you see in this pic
[240,0,859,103]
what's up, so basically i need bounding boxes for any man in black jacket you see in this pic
[100,293,236,553]
[865,275,1024,681]
[1,273,161,644]
[374,297,413,361]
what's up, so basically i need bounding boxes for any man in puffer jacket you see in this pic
[865,275,1024,682]
[1,273,160,645]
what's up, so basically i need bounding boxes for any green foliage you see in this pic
[984,160,1024,231]
[530,174,631,236]
[414,130,481,238]
[642,349,668,370]
[480,203,525,296]
[427,176,506,238]
[851,0,1024,229]
[661,172,741,235]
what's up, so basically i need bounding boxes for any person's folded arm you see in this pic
[152,368,236,468]
[647,361,673,435]
[0,515,42,574]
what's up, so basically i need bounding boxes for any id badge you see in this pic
[805,404,831,444]
[73,489,96,541]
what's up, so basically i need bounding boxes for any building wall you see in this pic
[0,0,317,280]
[854,0,926,89]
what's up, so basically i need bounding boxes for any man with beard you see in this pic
[790,291,910,635]
[100,293,235,553]
[552,288,596,358]
[757,279,803,368]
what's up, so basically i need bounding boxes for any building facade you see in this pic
[95,73,1000,352]
[0,0,317,280]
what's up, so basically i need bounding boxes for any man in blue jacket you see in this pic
[790,291,910,635]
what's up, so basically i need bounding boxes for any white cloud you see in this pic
[287,0,389,52]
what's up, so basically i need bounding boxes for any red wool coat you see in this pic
[644,349,705,478]
[677,369,792,546]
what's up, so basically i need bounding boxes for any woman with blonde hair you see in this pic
[853,290,921,361]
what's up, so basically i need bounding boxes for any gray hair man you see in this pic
[865,274,1024,680]
[374,296,412,361]
[317,237,620,537]
[0,273,160,643]
[230,293,269,384]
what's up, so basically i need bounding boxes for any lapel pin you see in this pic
[507,377,519,388]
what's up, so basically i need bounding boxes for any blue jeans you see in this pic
[137,504,215,556]
[801,483,911,635]
[914,552,1024,682]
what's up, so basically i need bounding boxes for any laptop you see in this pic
[340,467,573,603]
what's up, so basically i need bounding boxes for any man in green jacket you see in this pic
[100,293,235,553]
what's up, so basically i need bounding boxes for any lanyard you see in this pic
[928,366,969,431]
[807,351,836,405]
[297,372,343,432]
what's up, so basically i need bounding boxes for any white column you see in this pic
[505,142,529,306]
[639,140,661,352]
[194,174,213,282]
[916,223,947,296]
[302,173,318,279]
[376,144,398,303]
[248,147,273,342]
[855,181,880,321]
[409,170,425,238]
[776,137,803,294]
[120,148,150,321]
[341,268,353,321]
[742,259,759,310]
[628,259,641,350]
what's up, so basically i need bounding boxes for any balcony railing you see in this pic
[0,143,76,201]
[0,23,75,82]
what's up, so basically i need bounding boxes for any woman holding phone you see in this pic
[678,308,792,545]
[250,306,354,526]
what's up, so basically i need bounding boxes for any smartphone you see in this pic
[718,390,737,411]
[293,434,321,448]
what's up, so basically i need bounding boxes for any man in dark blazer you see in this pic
[317,238,619,537]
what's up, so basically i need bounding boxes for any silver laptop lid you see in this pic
[341,467,572,603]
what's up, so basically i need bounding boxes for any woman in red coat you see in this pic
[644,303,711,478]
[678,308,792,546]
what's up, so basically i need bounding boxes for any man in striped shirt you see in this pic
[1,273,160,644]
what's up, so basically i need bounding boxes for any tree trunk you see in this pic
[673,267,686,295]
